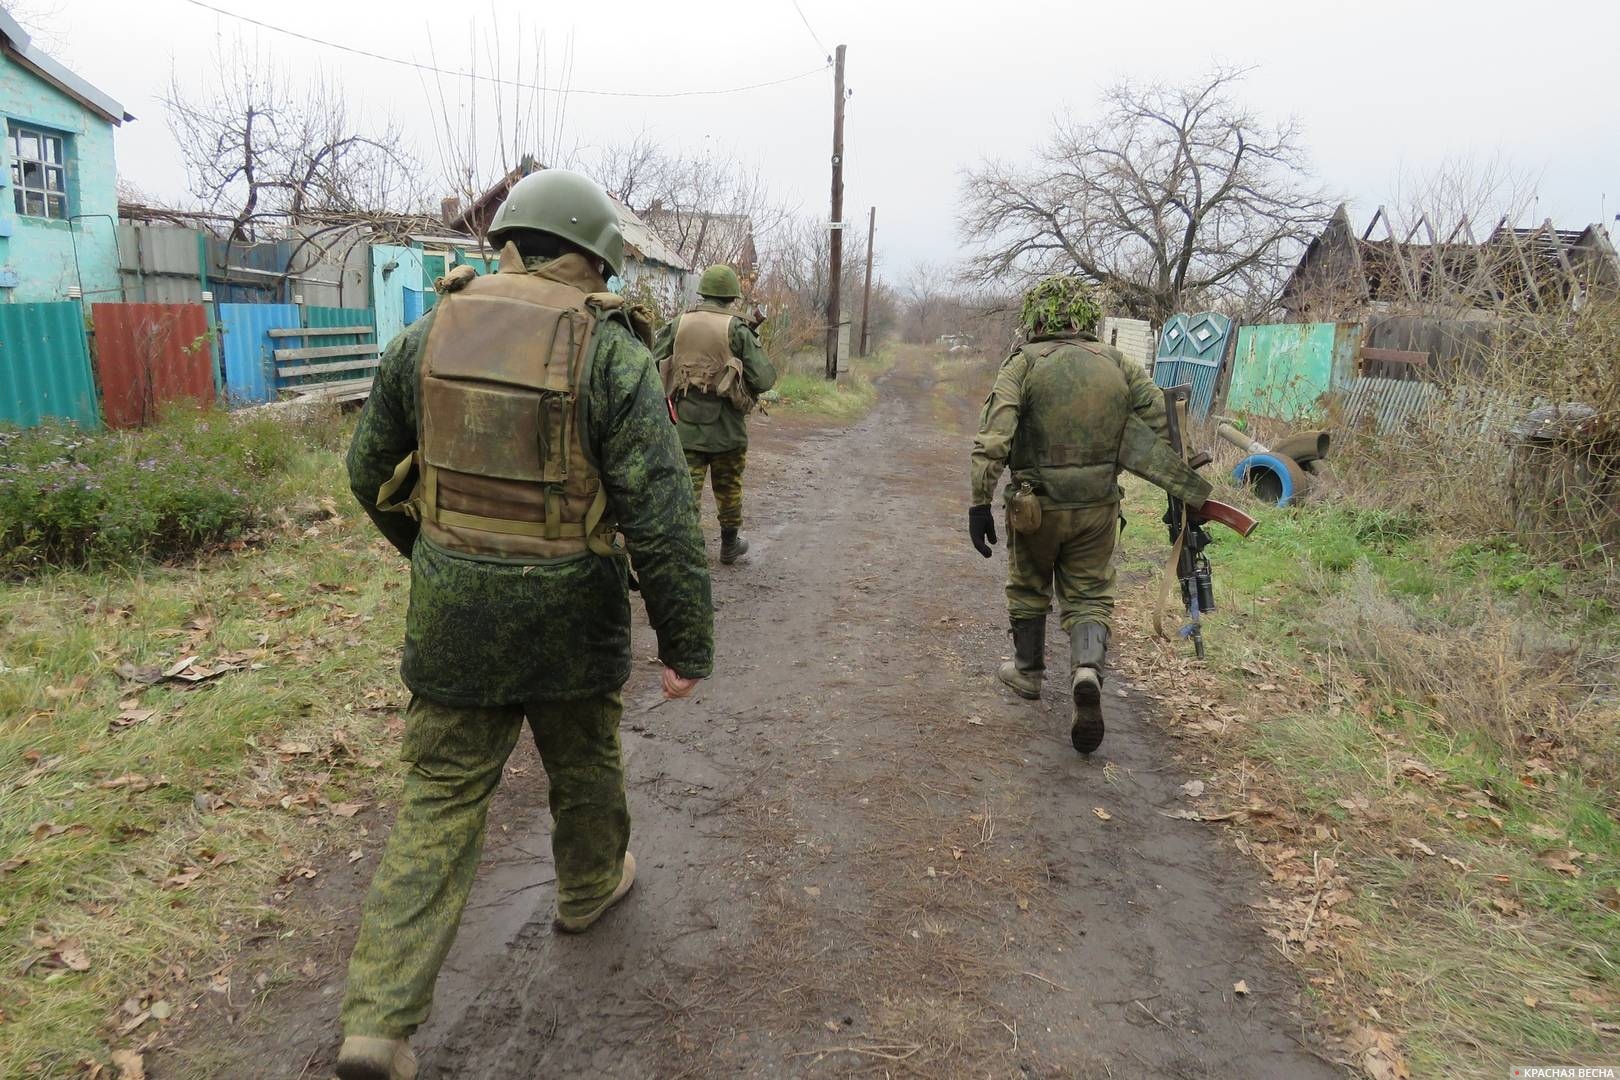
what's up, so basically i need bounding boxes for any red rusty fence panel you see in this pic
[90,303,215,428]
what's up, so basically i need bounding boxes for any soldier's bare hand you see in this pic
[662,666,700,699]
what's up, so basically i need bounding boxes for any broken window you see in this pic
[9,124,67,220]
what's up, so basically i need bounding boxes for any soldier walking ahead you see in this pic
[336,169,714,1080]
[969,277,1211,755]
[654,263,777,564]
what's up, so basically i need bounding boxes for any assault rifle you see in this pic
[1159,384,1256,659]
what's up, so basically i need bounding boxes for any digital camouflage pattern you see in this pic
[685,448,747,528]
[970,331,1169,509]
[1019,275,1103,337]
[652,305,777,455]
[347,253,715,704]
[1005,504,1121,630]
[341,691,629,1038]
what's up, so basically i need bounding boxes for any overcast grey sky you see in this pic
[46,0,1620,278]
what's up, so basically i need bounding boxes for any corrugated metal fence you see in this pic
[218,303,378,404]
[90,304,216,428]
[0,302,101,428]
[218,303,300,404]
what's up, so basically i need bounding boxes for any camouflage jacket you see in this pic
[651,304,777,454]
[971,330,1170,509]
[347,254,715,705]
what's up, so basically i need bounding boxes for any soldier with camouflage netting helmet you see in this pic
[968,274,1207,754]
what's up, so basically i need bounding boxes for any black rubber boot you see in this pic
[720,528,749,564]
[996,617,1046,699]
[1069,622,1110,753]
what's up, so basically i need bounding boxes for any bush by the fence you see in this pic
[0,405,345,574]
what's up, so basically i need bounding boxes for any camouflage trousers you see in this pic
[341,691,628,1039]
[685,448,747,528]
[1006,503,1120,631]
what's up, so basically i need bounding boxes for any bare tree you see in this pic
[899,262,954,343]
[958,67,1334,326]
[2,0,69,56]
[590,140,787,274]
[750,212,868,360]
[165,42,422,240]
[421,17,580,222]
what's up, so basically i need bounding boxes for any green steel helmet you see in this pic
[486,169,625,277]
[697,264,742,300]
[1020,275,1102,337]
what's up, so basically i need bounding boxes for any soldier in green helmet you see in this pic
[653,263,777,564]
[968,275,1211,755]
[334,168,714,1080]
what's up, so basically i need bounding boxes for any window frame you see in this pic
[8,122,69,221]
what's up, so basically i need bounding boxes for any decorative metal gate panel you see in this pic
[1151,312,1232,418]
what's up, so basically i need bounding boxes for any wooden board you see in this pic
[289,376,375,402]
[1359,346,1431,382]
[273,343,381,362]
[277,357,382,379]
[268,325,374,338]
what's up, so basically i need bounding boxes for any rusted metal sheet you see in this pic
[0,301,100,428]
[90,304,215,428]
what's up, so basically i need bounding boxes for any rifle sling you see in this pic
[1153,515,1188,642]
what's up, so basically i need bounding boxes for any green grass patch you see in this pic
[0,404,348,576]
[766,346,893,421]
[0,413,412,1077]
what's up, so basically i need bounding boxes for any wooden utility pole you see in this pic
[824,43,847,380]
[858,206,876,356]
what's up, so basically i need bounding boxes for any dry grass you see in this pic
[1112,459,1620,1077]
[0,419,412,1078]
[1330,300,1620,583]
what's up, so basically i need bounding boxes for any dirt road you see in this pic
[186,349,1340,1078]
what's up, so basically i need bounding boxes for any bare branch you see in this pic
[958,66,1335,324]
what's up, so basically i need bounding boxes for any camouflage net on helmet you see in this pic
[1020,276,1102,336]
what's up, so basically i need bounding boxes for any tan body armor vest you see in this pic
[378,252,619,560]
[666,306,753,412]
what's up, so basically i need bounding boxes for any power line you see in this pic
[789,0,831,61]
[180,0,829,99]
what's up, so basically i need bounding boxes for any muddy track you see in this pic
[188,352,1341,1078]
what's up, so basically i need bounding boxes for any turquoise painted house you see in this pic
[0,10,130,302]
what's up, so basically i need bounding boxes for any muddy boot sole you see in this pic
[1070,669,1104,753]
[555,852,637,934]
[335,1038,417,1080]
[997,661,1043,700]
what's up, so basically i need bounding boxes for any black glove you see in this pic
[968,504,998,558]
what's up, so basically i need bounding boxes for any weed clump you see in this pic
[0,404,347,575]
